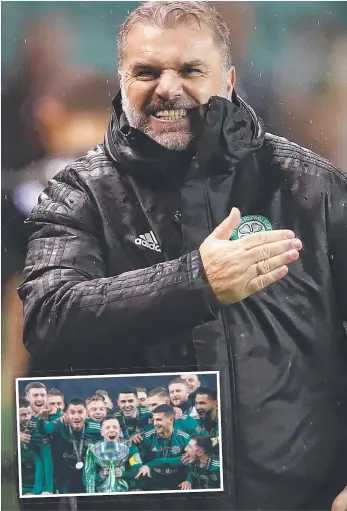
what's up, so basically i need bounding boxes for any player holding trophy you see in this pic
[84,415,143,493]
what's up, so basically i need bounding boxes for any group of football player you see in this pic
[18,374,221,496]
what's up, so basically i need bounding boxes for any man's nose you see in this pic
[155,70,183,101]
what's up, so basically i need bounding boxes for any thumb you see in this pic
[212,208,241,240]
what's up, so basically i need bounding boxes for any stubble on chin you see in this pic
[120,83,193,151]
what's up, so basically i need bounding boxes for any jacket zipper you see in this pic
[204,183,239,509]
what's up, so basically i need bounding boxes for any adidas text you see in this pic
[135,231,161,252]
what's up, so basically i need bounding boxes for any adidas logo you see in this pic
[135,231,161,252]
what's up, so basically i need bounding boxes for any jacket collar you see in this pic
[104,89,264,178]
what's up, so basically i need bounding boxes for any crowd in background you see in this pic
[2,2,346,508]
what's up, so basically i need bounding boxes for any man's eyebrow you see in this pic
[129,59,206,72]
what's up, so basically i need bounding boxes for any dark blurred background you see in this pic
[2,2,347,509]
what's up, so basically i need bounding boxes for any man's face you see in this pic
[147,394,169,413]
[137,391,148,406]
[86,399,108,422]
[47,395,65,411]
[180,374,200,395]
[19,407,32,429]
[101,418,121,442]
[195,394,217,420]
[184,439,200,463]
[153,412,173,437]
[120,21,235,150]
[67,404,87,430]
[169,383,189,407]
[117,393,137,417]
[27,388,47,413]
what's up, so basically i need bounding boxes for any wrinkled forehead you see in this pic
[122,22,219,70]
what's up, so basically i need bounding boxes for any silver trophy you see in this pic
[85,441,130,493]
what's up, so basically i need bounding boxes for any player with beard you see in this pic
[180,374,201,408]
[179,436,220,490]
[195,388,219,454]
[95,390,114,412]
[84,415,143,493]
[47,389,66,412]
[24,382,57,494]
[19,398,44,495]
[136,388,149,410]
[168,378,198,419]
[136,405,190,491]
[86,395,108,423]
[40,397,101,494]
[145,387,203,437]
[115,386,151,442]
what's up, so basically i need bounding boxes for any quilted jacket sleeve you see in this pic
[327,169,347,324]
[18,168,219,357]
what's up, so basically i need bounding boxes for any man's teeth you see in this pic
[155,109,187,120]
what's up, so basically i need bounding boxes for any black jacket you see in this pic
[19,92,347,510]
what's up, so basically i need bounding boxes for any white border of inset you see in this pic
[16,370,223,499]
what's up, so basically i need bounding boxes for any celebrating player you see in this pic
[179,436,220,490]
[136,405,190,490]
[169,378,198,419]
[84,415,143,493]
[95,390,114,412]
[86,395,108,423]
[136,388,148,408]
[19,397,44,495]
[195,388,219,453]
[180,374,201,408]
[115,386,151,441]
[41,397,101,494]
[47,389,65,411]
[24,382,56,494]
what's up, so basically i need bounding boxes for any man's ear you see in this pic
[226,66,236,98]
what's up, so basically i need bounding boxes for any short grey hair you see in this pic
[117,1,232,73]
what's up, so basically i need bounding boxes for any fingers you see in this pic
[246,265,289,295]
[240,229,296,250]
[245,238,302,266]
[332,487,347,511]
[211,208,241,241]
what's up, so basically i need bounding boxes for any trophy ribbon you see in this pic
[68,425,85,469]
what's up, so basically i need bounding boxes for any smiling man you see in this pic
[19,2,347,511]
[86,395,108,423]
[47,388,65,412]
[84,415,143,493]
[115,386,151,441]
[41,397,101,494]
[168,378,199,419]
[136,405,190,491]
